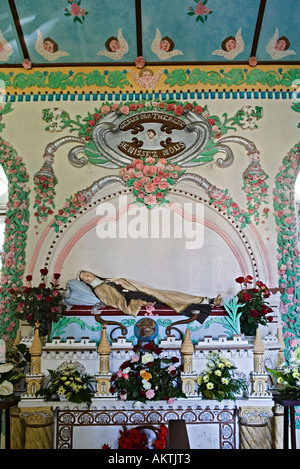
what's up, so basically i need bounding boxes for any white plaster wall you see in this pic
[3,96,299,296]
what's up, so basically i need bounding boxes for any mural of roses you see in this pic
[120,156,185,209]
[0,141,30,340]
[64,0,88,24]
[187,0,213,24]
[34,174,56,223]
[273,142,300,359]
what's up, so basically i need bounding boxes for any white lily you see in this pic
[0,380,13,396]
[0,363,14,373]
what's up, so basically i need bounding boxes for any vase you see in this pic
[37,322,51,344]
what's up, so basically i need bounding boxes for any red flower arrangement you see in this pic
[235,275,274,336]
[118,427,148,449]
[11,268,67,335]
[116,424,168,450]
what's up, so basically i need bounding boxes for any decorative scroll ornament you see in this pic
[35,101,266,222]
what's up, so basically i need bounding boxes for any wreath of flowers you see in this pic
[110,342,186,403]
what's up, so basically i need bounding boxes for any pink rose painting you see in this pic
[64,0,89,24]
[188,0,213,24]
[120,155,185,209]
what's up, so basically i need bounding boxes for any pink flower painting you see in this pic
[188,0,213,24]
[64,1,89,24]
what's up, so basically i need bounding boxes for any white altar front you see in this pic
[11,301,289,450]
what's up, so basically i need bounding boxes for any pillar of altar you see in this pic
[11,406,54,450]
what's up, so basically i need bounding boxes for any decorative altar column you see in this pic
[19,407,54,449]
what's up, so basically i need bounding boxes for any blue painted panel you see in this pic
[14,0,137,63]
[141,0,261,62]
[256,0,300,61]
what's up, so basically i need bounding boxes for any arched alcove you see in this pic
[28,182,273,300]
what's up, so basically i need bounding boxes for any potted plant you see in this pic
[110,342,186,403]
[36,361,96,407]
[11,268,67,338]
[267,347,300,400]
[196,351,247,401]
[235,275,274,336]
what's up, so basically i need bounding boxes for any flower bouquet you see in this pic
[197,351,247,401]
[120,156,185,209]
[235,275,274,336]
[118,426,149,449]
[110,343,186,403]
[11,268,67,336]
[0,342,30,399]
[36,361,95,407]
[267,347,300,400]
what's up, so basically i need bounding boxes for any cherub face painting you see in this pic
[159,39,170,52]
[224,38,236,51]
[106,37,121,52]
[43,38,58,53]
[274,38,289,51]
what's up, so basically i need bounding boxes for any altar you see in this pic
[8,296,288,450]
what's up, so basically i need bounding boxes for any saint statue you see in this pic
[75,270,221,323]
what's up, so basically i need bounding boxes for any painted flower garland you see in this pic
[33,174,56,223]
[51,191,88,232]
[273,142,300,358]
[0,138,30,341]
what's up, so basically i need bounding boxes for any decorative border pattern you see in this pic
[56,406,236,449]
[0,66,298,94]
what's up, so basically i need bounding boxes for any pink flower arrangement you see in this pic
[120,156,185,208]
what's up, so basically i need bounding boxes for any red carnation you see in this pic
[53,273,61,280]
[40,268,48,276]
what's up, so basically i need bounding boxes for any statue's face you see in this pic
[80,271,96,283]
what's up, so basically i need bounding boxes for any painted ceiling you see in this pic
[1,0,299,68]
